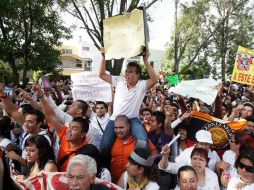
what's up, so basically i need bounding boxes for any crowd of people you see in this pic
[0,51,253,190]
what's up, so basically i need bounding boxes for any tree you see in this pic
[0,0,71,84]
[58,0,162,75]
[164,0,254,81]
[208,0,254,81]
[0,60,12,84]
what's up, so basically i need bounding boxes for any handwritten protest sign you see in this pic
[169,78,219,105]
[231,46,254,85]
[71,72,112,102]
[103,8,149,60]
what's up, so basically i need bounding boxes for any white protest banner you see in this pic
[169,78,219,105]
[103,8,149,60]
[12,172,123,190]
[71,72,112,102]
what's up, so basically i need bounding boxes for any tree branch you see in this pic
[70,0,101,49]
[89,0,100,25]
[146,0,160,9]
[82,4,101,40]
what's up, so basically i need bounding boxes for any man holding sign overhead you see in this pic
[99,49,158,157]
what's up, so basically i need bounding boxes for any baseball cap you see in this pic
[196,130,213,144]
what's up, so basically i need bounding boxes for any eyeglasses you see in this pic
[238,161,254,173]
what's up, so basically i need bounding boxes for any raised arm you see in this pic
[143,52,158,90]
[164,110,174,136]
[18,88,42,112]
[0,83,24,126]
[36,85,63,132]
[98,48,112,84]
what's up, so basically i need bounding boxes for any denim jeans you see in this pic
[99,117,148,154]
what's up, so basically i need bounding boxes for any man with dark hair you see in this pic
[148,111,173,153]
[126,62,142,76]
[44,92,97,145]
[89,101,110,149]
[141,107,152,132]
[7,109,53,167]
[38,89,90,171]
[99,50,158,155]
[228,102,254,121]
[246,115,254,132]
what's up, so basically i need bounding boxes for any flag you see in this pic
[187,111,247,150]
[166,74,180,85]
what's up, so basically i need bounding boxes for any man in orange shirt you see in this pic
[111,115,156,183]
[39,89,89,171]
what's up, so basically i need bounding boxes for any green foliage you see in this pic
[0,0,71,83]
[163,0,254,81]
[140,63,149,80]
[0,60,13,83]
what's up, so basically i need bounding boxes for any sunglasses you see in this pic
[238,161,254,173]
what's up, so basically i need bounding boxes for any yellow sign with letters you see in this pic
[231,46,254,85]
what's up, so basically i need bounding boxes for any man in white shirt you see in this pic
[175,130,221,171]
[89,101,110,149]
[99,50,158,154]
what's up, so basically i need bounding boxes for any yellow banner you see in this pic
[231,46,254,85]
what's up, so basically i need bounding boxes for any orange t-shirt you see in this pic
[110,136,156,183]
[57,126,87,172]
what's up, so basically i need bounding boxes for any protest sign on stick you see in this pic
[71,72,112,102]
[231,46,254,85]
[103,7,149,60]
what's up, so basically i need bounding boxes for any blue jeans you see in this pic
[99,117,149,154]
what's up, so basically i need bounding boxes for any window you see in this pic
[84,60,92,71]
[76,63,82,68]
[62,49,72,54]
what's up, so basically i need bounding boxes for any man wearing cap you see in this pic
[175,130,221,171]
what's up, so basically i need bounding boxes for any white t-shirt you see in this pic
[173,168,220,190]
[227,176,254,190]
[111,76,147,120]
[175,145,221,171]
[89,112,110,149]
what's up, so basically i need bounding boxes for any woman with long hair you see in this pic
[159,146,220,190]
[15,135,58,182]
[118,148,159,190]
